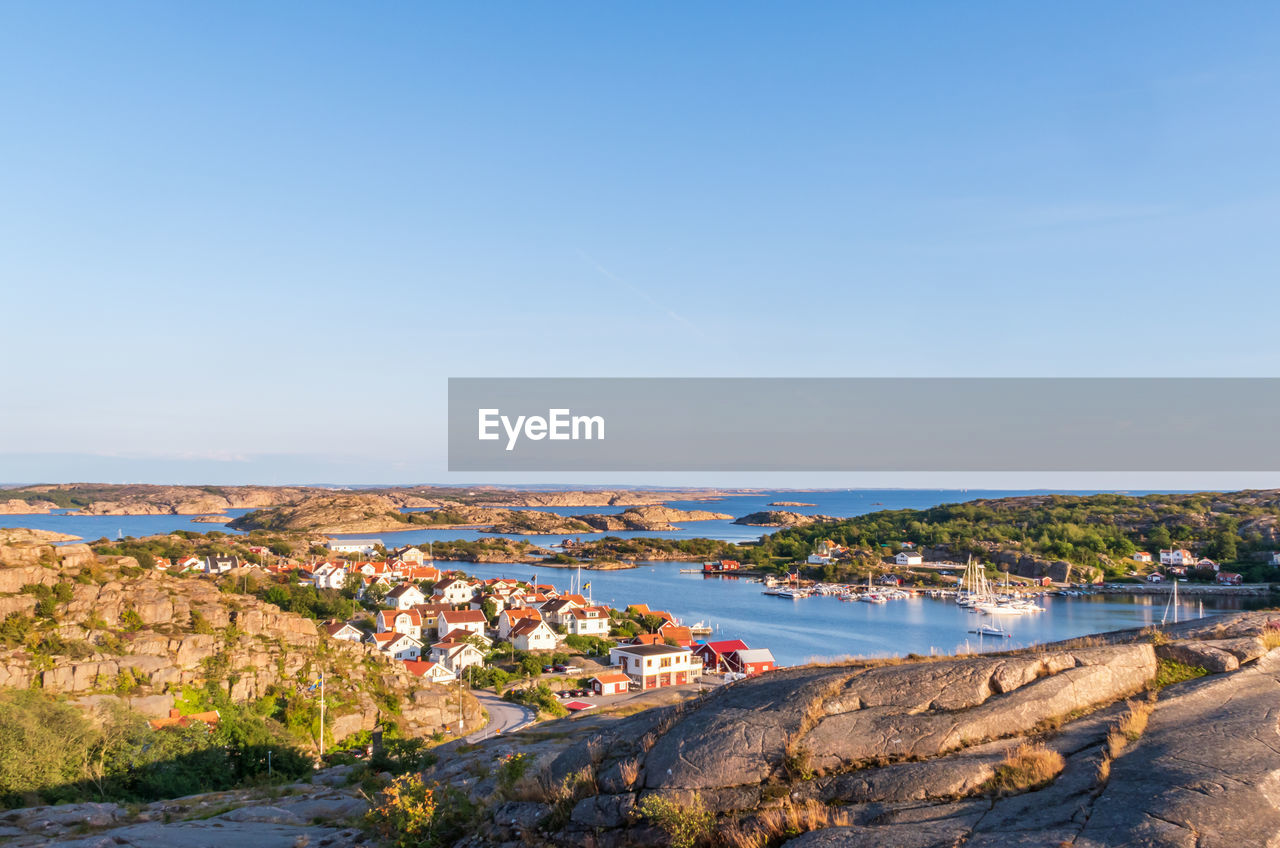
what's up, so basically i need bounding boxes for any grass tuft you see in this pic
[982,742,1065,796]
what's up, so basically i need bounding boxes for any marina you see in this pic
[451,559,1264,666]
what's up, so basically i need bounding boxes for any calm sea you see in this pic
[455,560,1257,666]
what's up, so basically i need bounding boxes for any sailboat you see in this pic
[859,572,887,603]
[1160,578,1179,627]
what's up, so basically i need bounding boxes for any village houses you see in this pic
[369,631,422,661]
[386,582,427,610]
[376,609,423,641]
[497,608,542,640]
[609,643,701,690]
[323,620,364,642]
[509,618,558,652]
[402,658,456,684]
[429,638,485,676]
[433,577,479,606]
[436,609,487,639]
[1160,549,1196,567]
[564,606,611,637]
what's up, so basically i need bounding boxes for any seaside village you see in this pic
[155,539,777,713]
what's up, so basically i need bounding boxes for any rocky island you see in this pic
[229,494,733,535]
[735,510,839,527]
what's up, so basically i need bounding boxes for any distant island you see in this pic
[768,500,816,507]
[227,493,732,535]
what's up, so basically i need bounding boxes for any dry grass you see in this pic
[1106,698,1154,757]
[982,743,1065,796]
[619,758,640,788]
[1095,755,1111,785]
[1262,625,1280,651]
[640,731,658,753]
[506,764,596,806]
[719,800,853,848]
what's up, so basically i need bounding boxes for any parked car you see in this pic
[556,690,571,698]
[542,665,554,673]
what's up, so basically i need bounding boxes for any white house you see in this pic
[1132,551,1153,563]
[436,609,487,639]
[327,540,383,556]
[894,551,923,566]
[376,609,424,641]
[609,644,701,690]
[429,640,485,675]
[1146,573,1164,583]
[390,546,426,565]
[509,618,558,652]
[497,608,543,640]
[1159,549,1195,567]
[1270,552,1280,566]
[370,631,422,661]
[386,583,427,611]
[433,578,479,606]
[538,597,584,627]
[204,555,239,574]
[174,556,203,573]
[565,607,611,637]
[403,659,456,684]
[1197,558,1219,572]
[313,562,348,590]
[323,620,364,642]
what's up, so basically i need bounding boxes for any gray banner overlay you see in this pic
[448,378,1280,472]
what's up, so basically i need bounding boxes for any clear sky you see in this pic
[2,3,1279,487]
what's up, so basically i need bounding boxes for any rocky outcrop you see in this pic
[424,611,1280,848]
[0,547,481,742]
[0,500,56,515]
[0,778,369,847]
[735,510,838,527]
[578,505,733,532]
[769,501,817,507]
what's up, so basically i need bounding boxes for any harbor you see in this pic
[450,559,1264,666]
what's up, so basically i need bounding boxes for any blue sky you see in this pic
[2,3,1279,486]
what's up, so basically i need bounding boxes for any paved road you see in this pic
[466,691,536,743]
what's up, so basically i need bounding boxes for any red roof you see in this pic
[402,659,445,677]
[701,640,749,656]
[593,671,630,685]
[562,700,595,711]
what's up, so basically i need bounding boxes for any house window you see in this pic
[660,658,671,668]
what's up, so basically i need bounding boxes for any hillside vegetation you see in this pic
[758,491,1280,580]
[0,534,479,808]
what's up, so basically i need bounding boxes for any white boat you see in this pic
[859,593,888,604]
[972,624,1012,637]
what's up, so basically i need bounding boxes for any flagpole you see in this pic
[319,674,325,759]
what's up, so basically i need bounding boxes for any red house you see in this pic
[694,639,749,671]
[591,671,631,696]
[1217,572,1243,585]
[725,648,777,676]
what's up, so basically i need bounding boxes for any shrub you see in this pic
[982,742,1065,796]
[496,752,532,794]
[636,794,714,848]
[120,609,144,632]
[365,774,473,848]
